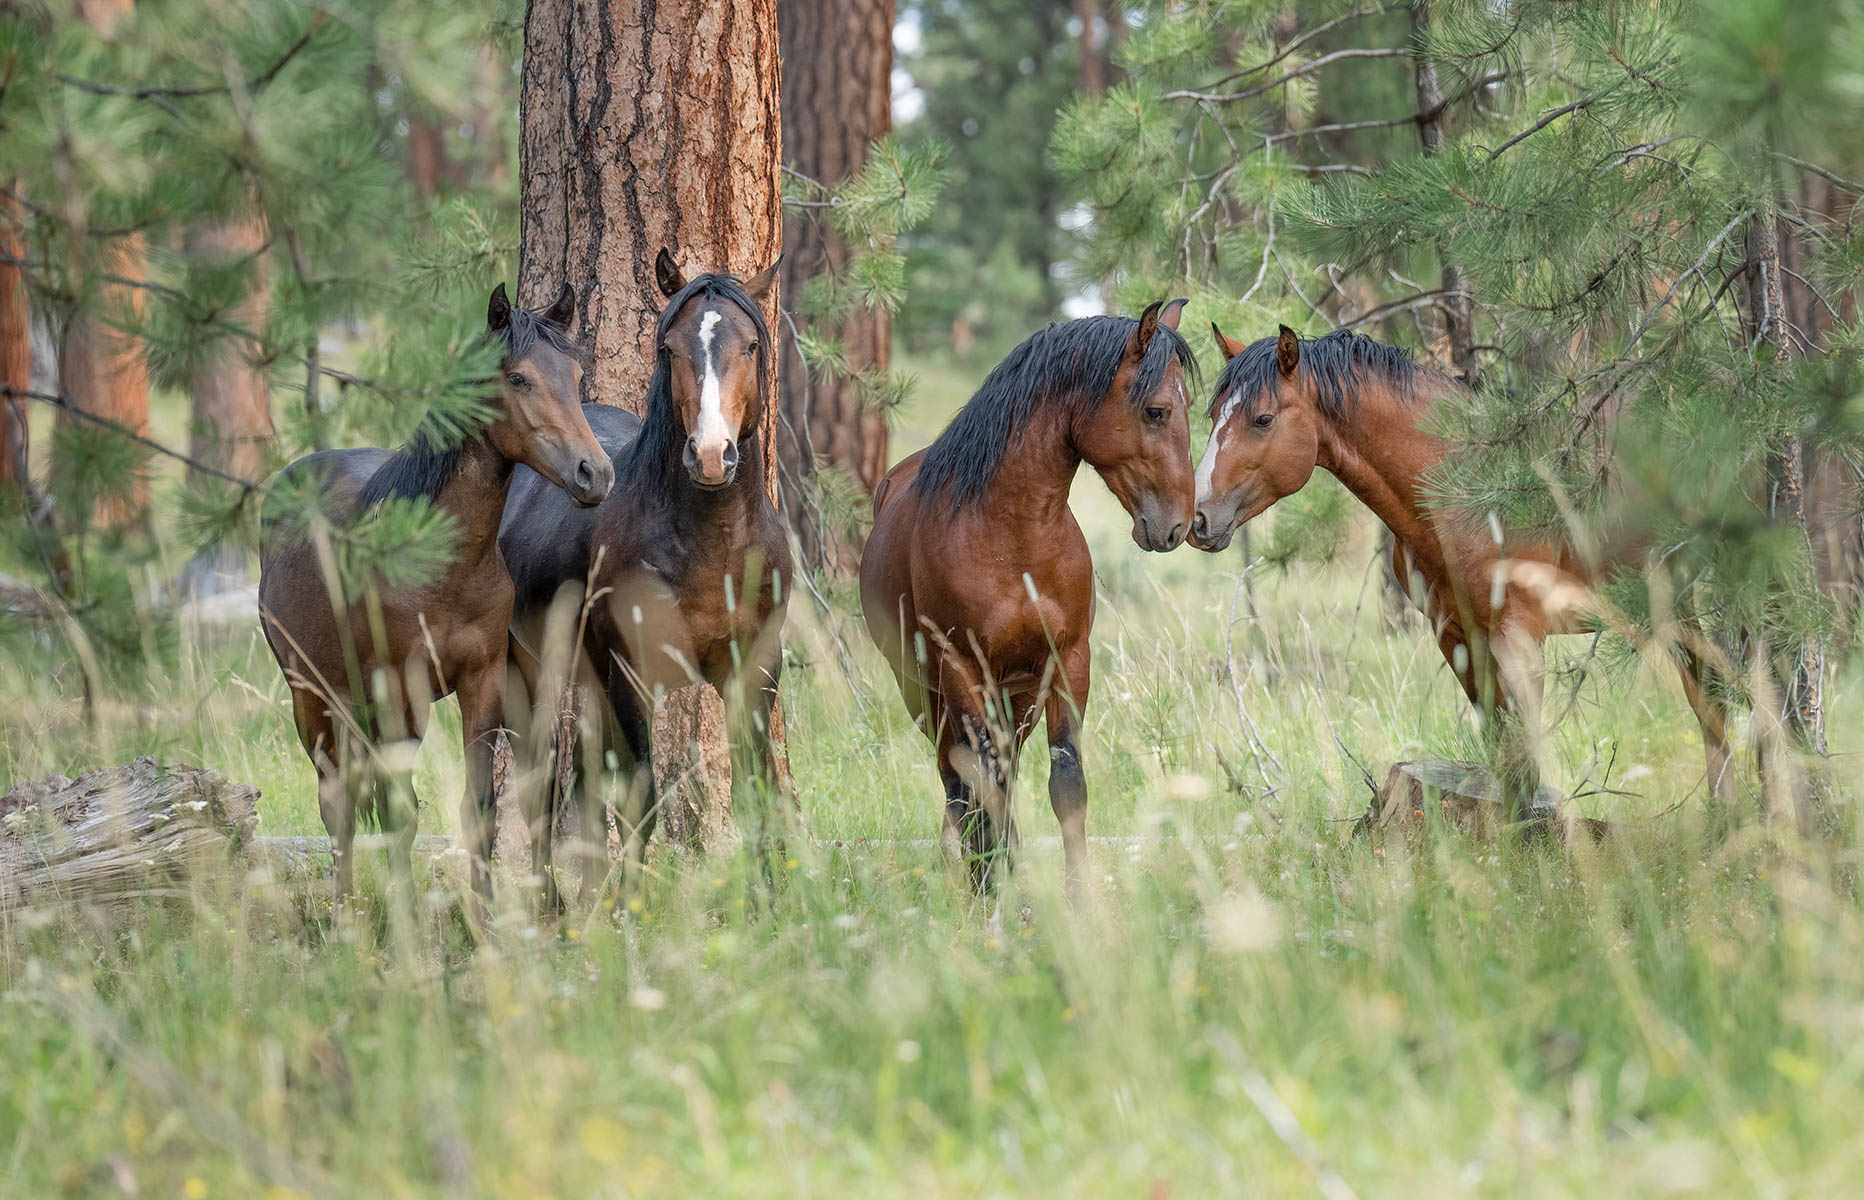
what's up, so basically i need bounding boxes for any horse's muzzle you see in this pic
[1188,505,1236,552]
[1134,513,1188,553]
[568,455,614,507]
[684,436,738,490]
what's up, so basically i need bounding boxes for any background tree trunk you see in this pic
[178,216,273,595]
[57,234,151,534]
[0,191,28,492]
[1410,4,1477,384]
[776,0,893,571]
[1745,210,1825,828]
[57,0,149,534]
[520,0,784,848]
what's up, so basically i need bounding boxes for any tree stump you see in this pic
[1,758,259,906]
[1362,759,1608,841]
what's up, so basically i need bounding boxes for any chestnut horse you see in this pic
[260,285,613,900]
[860,301,1196,891]
[1189,324,1735,814]
[499,250,790,904]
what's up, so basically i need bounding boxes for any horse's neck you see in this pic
[1318,378,1452,563]
[981,398,1080,528]
[649,426,772,542]
[433,437,516,570]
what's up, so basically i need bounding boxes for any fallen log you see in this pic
[1,758,259,907]
[1361,759,1610,841]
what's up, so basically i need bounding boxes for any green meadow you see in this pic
[3,361,1862,1197]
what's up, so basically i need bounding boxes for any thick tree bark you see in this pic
[776,0,893,571]
[180,216,273,593]
[0,191,28,492]
[520,0,784,847]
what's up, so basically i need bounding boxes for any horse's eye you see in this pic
[506,373,528,389]
[1144,406,1168,424]
[1253,412,1275,428]
[743,342,759,358]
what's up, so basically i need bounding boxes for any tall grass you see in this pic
[1,360,1861,1195]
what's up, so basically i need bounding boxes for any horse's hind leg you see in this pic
[292,686,357,901]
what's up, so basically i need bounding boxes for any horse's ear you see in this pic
[1128,300,1165,359]
[1210,321,1245,360]
[655,248,686,299]
[488,283,511,332]
[743,255,781,307]
[1159,297,1188,331]
[1276,323,1300,377]
[544,282,576,329]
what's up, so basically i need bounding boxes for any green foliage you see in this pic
[1059,0,1864,702]
[0,0,521,615]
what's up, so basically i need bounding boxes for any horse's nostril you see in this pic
[1167,522,1185,548]
[721,441,739,470]
[573,459,595,489]
[1191,511,1209,539]
[683,437,700,470]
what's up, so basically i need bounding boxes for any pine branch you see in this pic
[1771,153,1864,197]
[1485,94,1605,159]
[1339,288,1464,330]
[1267,72,1508,145]
[1165,48,1410,105]
[1198,5,1399,92]
[55,17,323,109]
[3,385,263,493]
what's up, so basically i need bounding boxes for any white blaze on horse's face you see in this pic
[694,308,731,457]
[1195,387,1243,505]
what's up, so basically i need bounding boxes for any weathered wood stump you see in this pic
[1361,759,1609,841]
[1,757,259,906]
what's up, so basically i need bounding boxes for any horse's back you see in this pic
[500,404,644,618]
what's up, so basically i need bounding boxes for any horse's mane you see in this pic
[915,315,1198,513]
[624,272,772,478]
[1211,328,1421,422]
[359,304,578,508]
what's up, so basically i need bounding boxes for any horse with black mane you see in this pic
[499,250,789,906]
[260,284,613,902]
[860,300,1196,892]
[1190,323,1736,815]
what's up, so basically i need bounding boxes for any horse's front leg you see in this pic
[1044,643,1093,896]
[456,658,507,909]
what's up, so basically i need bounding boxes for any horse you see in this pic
[259,284,614,902]
[859,300,1197,892]
[1188,323,1735,815]
[499,249,790,906]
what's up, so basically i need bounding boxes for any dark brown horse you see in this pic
[860,301,1196,891]
[259,285,613,900]
[499,250,790,904]
[1189,324,1735,812]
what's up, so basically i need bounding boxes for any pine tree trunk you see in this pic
[1410,4,1477,384]
[1745,210,1825,828]
[179,216,273,595]
[519,0,784,849]
[57,233,151,534]
[776,0,893,572]
[0,189,28,492]
[58,0,149,534]
[1779,173,1864,651]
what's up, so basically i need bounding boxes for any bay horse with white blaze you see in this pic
[860,300,1196,891]
[499,250,790,904]
[260,284,613,901]
[1189,324,1735,814]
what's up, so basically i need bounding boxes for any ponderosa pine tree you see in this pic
[1057,0,1864,822]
